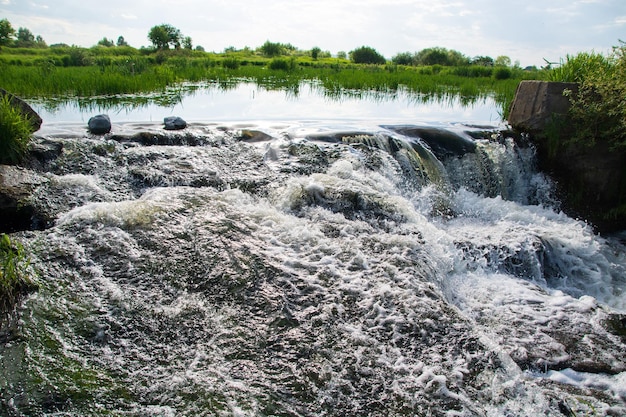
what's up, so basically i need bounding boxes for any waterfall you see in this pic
[1,121,625,416]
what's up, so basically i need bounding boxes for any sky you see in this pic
[1,0,624,67]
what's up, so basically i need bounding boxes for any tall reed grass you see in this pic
[0,94,35,164]
[0,51,540,118]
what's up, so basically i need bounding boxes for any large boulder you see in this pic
[0,88,43,132]
[508,81,578,133]
[88,114,112,135]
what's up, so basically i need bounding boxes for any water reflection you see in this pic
[30,80,504,124]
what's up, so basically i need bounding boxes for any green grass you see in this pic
[0,233,37,330]
[0,45,548,118]
[0,94,36,164]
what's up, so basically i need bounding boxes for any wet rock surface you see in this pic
[0,165,49,232]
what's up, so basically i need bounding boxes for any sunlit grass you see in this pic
[0,48,546,118]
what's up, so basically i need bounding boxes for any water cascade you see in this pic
[1,121,625,416]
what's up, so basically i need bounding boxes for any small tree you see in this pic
[495,55,512,67]
[116,36,128,47]
[392,51,414,66]
[260,40,283,57]
[35,35,46,48]
[349,46,386,64]
[472,56,495,66]
[183,36,192,50]
[311,46,321,60]
[0,19,15,49]
[97,37,115,47]
[148,24,182,50]
[15,27,35,47]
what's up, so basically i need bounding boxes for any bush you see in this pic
[349,46,386,65]
[448,65,492,77]
[493,67,512,80]
[0,233,36,330]
[222,57,240,70]
[548,51,611,83]
[559,42,626,149]
[0,94,34,164]
[268,57,295,71]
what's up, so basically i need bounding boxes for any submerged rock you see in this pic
[388,126,477,160]
[88,114,112,134]
[164,116,187,130]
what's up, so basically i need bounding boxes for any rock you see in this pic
[390,126,477,159]
[0,165,49,232]
[508,81,578,133]
[88,114,112,134]
[0,88,43,132]
[164,116,187,130]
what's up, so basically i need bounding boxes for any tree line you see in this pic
[0,18,46,48]
[0,18,518,68]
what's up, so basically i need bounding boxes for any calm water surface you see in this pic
[30,82,505,126]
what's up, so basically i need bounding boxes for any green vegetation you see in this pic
[0,233,36,330]
[0,18,550,117]
[549,41,626,149]
[0,94,36,164]
[148,23,185,50]
[350,46,386,64]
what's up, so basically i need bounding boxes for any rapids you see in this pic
[1,120,625,416]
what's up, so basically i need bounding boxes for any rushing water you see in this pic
[1,112,626,416]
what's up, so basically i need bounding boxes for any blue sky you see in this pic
[1,0,624,67]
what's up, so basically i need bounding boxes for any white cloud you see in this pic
[0,0,622,66]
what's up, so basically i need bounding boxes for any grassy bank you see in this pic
[0,46,546,116]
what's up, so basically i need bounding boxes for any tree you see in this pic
[260,40,283,57]
[97,37,115,47]
[392,51,414,66]
[349,46,386,64]
[35,35,46,48]
[15,27,35,47]
[117,36,128,47]
[148,24,182,49]
[183,36,192,50]
[310,46,321,60]
[0,19,15,48]
[495,55,512,67]
[472,56,494,66]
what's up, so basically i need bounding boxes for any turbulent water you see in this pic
[1,120,625,416]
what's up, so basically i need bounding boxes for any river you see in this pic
[1,85,625,416]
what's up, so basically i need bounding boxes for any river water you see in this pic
[1,86,626,416]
